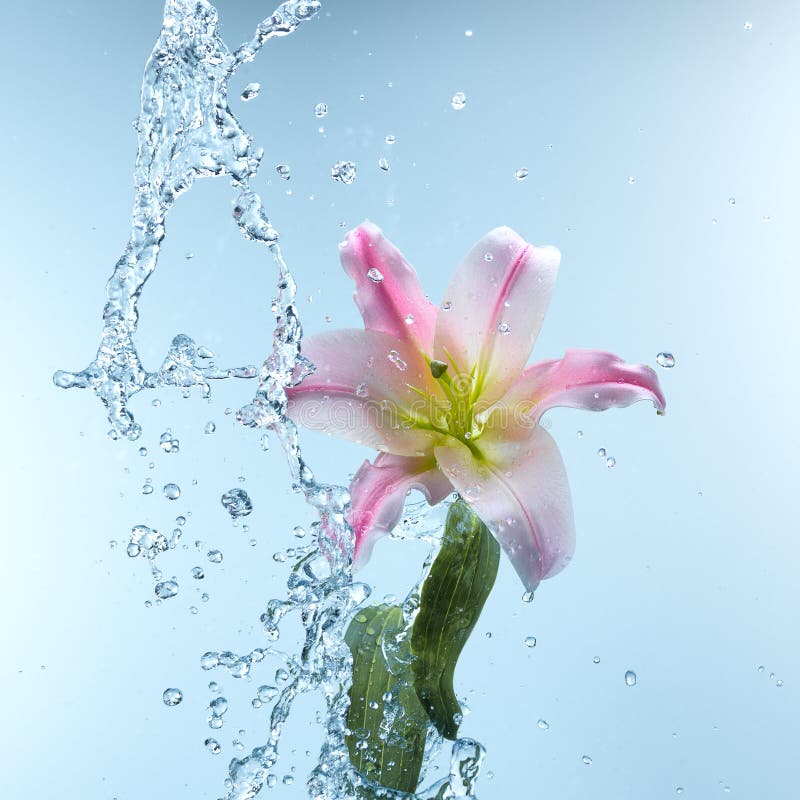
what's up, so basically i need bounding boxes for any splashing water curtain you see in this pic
[54,2,489,798]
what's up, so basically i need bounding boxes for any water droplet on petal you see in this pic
[656,352,675,368]
[404,313,415,325]
[484,252,493,262]
[367,267,384,283]
[163,688,183,706]
[497,321,511,335]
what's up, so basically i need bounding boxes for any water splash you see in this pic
[52,0,321,440]
[55,1,488,798]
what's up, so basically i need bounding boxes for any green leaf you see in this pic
[410,499,501,739]
[345,604,429,793]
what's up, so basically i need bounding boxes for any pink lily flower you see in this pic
[286,223,665,592]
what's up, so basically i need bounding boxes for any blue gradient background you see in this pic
[2,1,798,798]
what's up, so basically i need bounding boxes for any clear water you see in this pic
[5,1,799,799]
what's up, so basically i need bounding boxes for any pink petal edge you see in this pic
[434,226,561,408]
[348,453,453,570]
[340,222,438,353]
[491,349,666,426]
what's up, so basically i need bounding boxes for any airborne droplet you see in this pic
[162,688,183,706]
[451,91,467,110]
[656,352,675,368]
[241,82,260,101]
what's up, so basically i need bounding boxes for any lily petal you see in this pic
[489,349,665,428]
[349,453,453,569]
[434,226,560,408]
[287,329,444,457]
[434,426,574,592]
[340,222,438,353]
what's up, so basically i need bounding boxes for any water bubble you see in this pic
[597,447,606,457]
[451,91,467,110]
[282,775,294,785]
[497,321,511,335]
[624,669,637,686]
[378,156,389,171]
[537,719,549,730]
[465,29,473,37]
[728,196,736,205]
[514,167,529,180]
[331,161,357,185]
[221,488,253,518]
[577,430,584,438]
[743,21,753,30]
[155,579,179,599]
[593,656,601,664]
[314,102,328,117]
[142,484,154,495]
[521,590,534,603]
[275,164,291,181]
[240,82,260,101]
[257,685,278,703]
[676,788,684,795]
[606,456,616,468]
[656,352,675,368]
[385,134,396,144]
[484,252,493,262]
[204,421,216,434]
[627,175,637,184]
[138,447,147,456]
[205,738,221,754]
[176,515,186,526]
[160,431,179,453]
[207,549,223,564]
[582,755,593,765]
[163,688,183,706]
[163,483,181,500]
[192,566,205,579]
[210,696,229,716]
[523,636,537,648]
